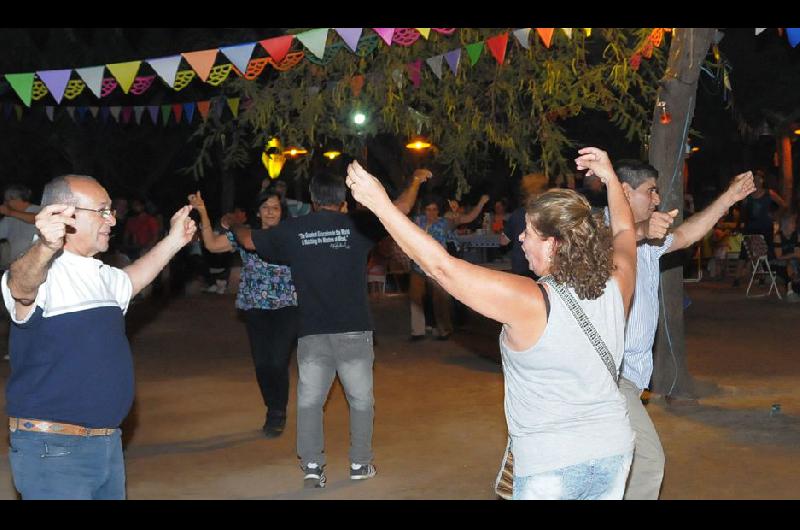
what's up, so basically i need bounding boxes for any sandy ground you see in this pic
[0,280,798,500]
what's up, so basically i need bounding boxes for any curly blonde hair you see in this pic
[526,189,613,300]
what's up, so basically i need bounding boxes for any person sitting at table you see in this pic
[409,193,489,340]
[490,199,510,234]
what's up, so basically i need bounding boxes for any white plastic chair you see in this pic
[743,235,781,299]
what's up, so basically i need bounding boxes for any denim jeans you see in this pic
[8,429,125,500]
[296,331,374,467]
[513,452,633,500]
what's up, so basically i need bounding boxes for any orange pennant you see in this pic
[182,50,219,82]
[197,100,211,121]
[486,33,509,65]
[260,35,295,63]
[536,28,555,48]
[350,75,365,97]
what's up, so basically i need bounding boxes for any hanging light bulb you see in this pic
[658,101,672,125]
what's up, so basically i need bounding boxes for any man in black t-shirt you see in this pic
[232,169,428,488]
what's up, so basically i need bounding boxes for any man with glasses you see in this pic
[1,174,196,499]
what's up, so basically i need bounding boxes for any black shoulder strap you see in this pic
[536,281,550,320]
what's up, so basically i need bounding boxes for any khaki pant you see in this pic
[408,271,453,337]
[619,377,665,500]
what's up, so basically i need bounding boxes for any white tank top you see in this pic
[499,277,634,476]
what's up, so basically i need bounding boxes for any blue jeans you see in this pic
[8,429,125,500]
[296,331,374,467]
[513,452,633,500]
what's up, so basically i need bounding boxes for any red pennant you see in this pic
[486,33,509,65]
[641,41,654,59]
[172,103,183,123]
[197,100,211,121]
[407,60,421,87]
[629,53,642,71]
[350,75,364,97]
[535,28,555,48]
[260,35,295,63]
[121,106,133,124]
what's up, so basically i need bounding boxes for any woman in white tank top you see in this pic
[345,147,638,500]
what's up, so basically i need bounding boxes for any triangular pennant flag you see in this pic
[181,50,218,82]
[75,66,105,98]
[121,106,133,124]
[134,106,145,125]
[88,106,99,119]
[426,55,444,79]
[259,35,294,63]
[36,69,72,104]
[106,61,141,94]
[755,28,767,35]
[513,28,532,49]
[109,106,122,122]
[561,28,573,40]
[172,104,183,124]
[45,106,54,121]
[161,105,172,125]
[197,100,211,121]
[444,48,461,75]
[486,33,509,65]
[372,28,395,46]
[76,107,88,122]
[219,43,256,75]
[147,105,159,124]
[212,98,225,120]
[295,28,329,60]
[5,73,35,107]
[183,102,195,124]
[14,105,23,121]
[466,42,484,65]
[146,55,182,88]
[407,60,421,87]
[227,97,240,118]
[535,28,555,48]
[415,28,431,39]
[335,28,362,53]
[350,75,365,97]
[788,28,800,48]
[67,106,77,122]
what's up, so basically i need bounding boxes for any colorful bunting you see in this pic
[147,105,159,124]
[89,106,99,119]
[181,50,218,82]
[513,28,532,49]
[184,102,195,124]
[134,106,145,125]
[76,107,88,122]
[161,105,172,125]
[350,75,365,97]
[260,35,294,63]
[212,98,225,120]
[486,33,509,65]
[788,28,800,48]
[45,106,54,121]
[109,106,121,122]
[372,28,395,46]
[106,61,142,94]
[197,100,211,121]
[407,59,421,87]
[444,48,461,75]
[219,43,256,74]
[121,106,133,124]
[172,104,183,123]
[536,28,555,48]
[146,55,182,88]
[561,28,573,40]
[296,28,329,60]
[426,55,444,79]
[36,69,72,104]
[5,73,35,107]
[416,28,431,40]
[466,42,483,66]
[755,28,766,35]
[227,97,240,117]
[335,28,362,53]
[75,66,105,98]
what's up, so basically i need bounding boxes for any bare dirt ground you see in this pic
[0,280,798,500]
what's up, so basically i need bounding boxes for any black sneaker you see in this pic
[262,414,286,438]
[350,462,377,481]
[302,463,327,488]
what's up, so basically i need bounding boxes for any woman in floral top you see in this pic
[188,189,298,438]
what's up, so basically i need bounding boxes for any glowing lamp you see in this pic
[283,147,308,157]
[323,150,342,160]
[405,138,432,151]
[794,129,800,136]
[261,137,286,179]
[658,101,671,125]
[353,112,366,125]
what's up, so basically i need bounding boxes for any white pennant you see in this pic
[146,55,182,88]
[88,106,99,119]
[514,28,532,48]
[45,106,54,121]
[755,28,767,35]
[426,55,444,80]
[134,106,145,125]
[109,106,122,122]
[75,66,106,99]
[65,107,76,122]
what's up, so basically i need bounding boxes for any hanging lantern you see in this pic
[262,137,286,179]
[658,101,672,125]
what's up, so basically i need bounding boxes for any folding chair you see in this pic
[743,234,781,299]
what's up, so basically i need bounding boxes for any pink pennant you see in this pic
[121,106,133,124]
[407,59,421,87]
[372,28,395,46]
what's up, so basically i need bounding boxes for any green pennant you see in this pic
[5,73,35,107]
[161,105,172,125]
[466,42,484,66]
[227,97,240,118]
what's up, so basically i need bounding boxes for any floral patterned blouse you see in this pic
[226,231,297,311]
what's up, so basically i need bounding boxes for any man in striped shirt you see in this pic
[613,160,754,499]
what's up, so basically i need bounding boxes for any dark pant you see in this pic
[244,306,299,419]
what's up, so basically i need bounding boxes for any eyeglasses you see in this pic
[74,206,117,219]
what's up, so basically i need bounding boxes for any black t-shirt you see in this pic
[251,209,384,337]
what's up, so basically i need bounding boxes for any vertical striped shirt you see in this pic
[622,234,674,389]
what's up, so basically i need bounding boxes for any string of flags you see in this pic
[756,28,800,48]
[2,28,595,109]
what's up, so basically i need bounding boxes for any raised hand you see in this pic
[166,205,197,248]
[413,168,432,184]
[345,160,391,213]
[647,209,678,240]
[575,147,617,185]
[35,204,76,252]
[726,171,756,202]
[187,190,206,214]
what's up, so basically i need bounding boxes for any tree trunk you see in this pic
[648,28,715,398]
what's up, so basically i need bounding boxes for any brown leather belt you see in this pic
[9,417,116,437]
